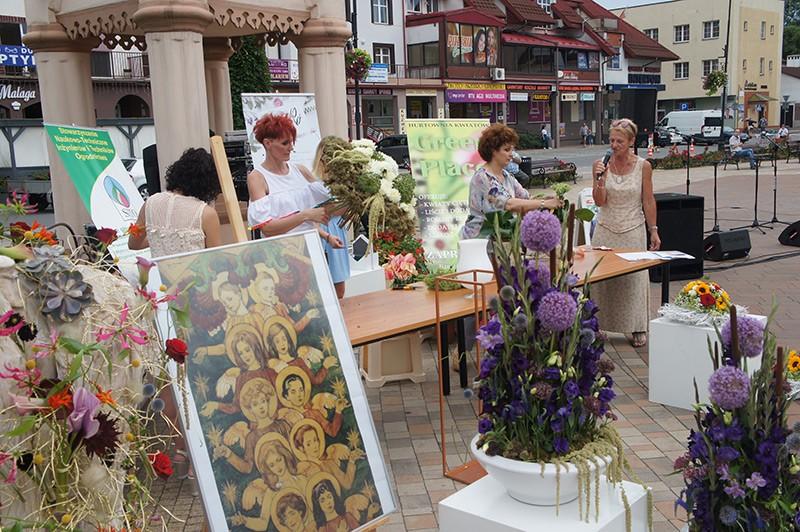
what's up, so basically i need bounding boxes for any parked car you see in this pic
[376,135,409,166]
[691,127,748,146]
[121,158,148,199]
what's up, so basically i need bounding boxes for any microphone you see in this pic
[596,149,612,179]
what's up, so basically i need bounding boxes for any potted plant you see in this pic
[471,207,649,525]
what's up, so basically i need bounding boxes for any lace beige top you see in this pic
[145,191,207,258]
[596,156,646,234]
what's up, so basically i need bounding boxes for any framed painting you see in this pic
[155,231,395,531]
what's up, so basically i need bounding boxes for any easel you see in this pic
[210,135,248,244]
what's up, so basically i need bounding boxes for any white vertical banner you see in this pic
[241,93,321,168]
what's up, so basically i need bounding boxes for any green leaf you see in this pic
[64,351,85,383]
[59,337,87,354]
[169,304,191,330]
[574,208,595,222]
[479,211,515,240]
[8,415,37,437]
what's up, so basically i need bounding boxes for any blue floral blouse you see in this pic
[460,167,530,239]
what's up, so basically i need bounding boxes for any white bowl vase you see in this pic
[456,239,494,285]
[470,434,610,506]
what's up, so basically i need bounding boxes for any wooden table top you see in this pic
[340,249,664,347]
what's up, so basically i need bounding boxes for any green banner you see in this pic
[406,119,489,269]
[44,125,118,210]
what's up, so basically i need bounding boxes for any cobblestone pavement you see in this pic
[150,160,800,531]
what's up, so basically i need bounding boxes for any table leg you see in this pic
[660,262,671,305]
[440,321,451,396]
[457,318,468,389]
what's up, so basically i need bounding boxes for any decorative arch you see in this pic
[114,94,150,118]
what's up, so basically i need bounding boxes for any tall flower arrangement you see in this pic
[475,207,645,522]
[673,307,800,529]
[345,49,372,81]
[0,196,184,530]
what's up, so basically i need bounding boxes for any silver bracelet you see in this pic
[648,226,658,232]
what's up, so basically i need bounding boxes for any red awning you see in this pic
[539,35,600,51]
[406,7,504,27]
[502,33,554,47]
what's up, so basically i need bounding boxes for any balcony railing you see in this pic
[268,59,442,83]
[0,51,150,80]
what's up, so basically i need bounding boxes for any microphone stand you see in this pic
[760,133,790,227]
[680,133,693,195]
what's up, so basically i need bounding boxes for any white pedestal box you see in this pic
[648,315,766,410]
[439,475,650,532]
[360,332,425,388]
[345,251,385,297]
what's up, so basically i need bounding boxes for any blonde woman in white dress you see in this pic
[591,119,661,348]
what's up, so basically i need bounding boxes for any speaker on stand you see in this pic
[648,193,704,282]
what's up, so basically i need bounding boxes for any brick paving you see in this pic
[151,160,800,531]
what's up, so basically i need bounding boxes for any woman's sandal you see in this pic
[630,332,647,348]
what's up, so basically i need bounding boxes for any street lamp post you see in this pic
[350,0,362,140]
[719,0,733,135]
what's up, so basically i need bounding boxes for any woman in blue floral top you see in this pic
[461,124,561,239]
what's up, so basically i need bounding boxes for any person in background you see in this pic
[591,118,660,348]
[729,129,757,170]
[128,147,223,479]
[778,124,790,141]
[540,124,551,149]
[505,149,531,188]
[580,122,590,147]
[312,137,350,299]
[759,115,768,133]
[460,124,561,240]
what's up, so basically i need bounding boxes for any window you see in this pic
[407,42,439,66]
[537,0,553,14]
[743,21,748,31]
[760,57,765,75]
[372,0,391,25]
[644,28,659,42]
[674,62,689,79]
[703,20,719,39]
[373,43,395,72]
[771,24,775,35]
[609,54,621,69]
[761,21,766,39]
[674,24,690,43]
[407,0,438,13]
[743,59,747,71]
[702,59,719,77]
[769,60,774,71]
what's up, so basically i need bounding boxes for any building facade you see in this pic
[614,0,784,127]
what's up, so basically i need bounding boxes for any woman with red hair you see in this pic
[247,114,343,248]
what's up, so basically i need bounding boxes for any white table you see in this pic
[439,475,650,532]
[648,315,766,410]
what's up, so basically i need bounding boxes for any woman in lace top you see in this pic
[591,118,660,348]
[461,124,561,240]
[128,147,222,257]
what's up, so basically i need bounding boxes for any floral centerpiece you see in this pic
[345,48,372,81]
[472,207,650,526]
[673,307,800,529]
[788,349,800,396]
[373,231,427,269]
[318,136,417,243]
[658,278,736,327]
[0,195,184,530]
[382,253,419,289]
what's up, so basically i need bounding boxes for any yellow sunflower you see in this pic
[716,299,728,311]
[788,353,800,374]
[696,283,710,295]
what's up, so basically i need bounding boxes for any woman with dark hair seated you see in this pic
[128,147,222,256]
[460,124,561,239]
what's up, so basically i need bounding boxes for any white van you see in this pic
[656,110,723,145]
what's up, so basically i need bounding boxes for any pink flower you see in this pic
[136,287,176,310]
[95,303,148,352]
[8,392,47,414]
[383,253,418,282]
[0,452,18,484]
[32,330,60,359]
[0,310,24,337]
[0,363,42,391]
[136,256,156,287]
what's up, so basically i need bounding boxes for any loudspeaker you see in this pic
[649,193,704,282]
[703,230,752,261]
[142,144,161,196]
[779,221,800,247]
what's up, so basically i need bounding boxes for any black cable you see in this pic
[705,249,800,272]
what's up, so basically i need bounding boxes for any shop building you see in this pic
[613,0,784,127]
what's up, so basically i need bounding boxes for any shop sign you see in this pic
[744,82,758,91]
[364,63,390,84]
[407,89,437,96]
[348,88,393,95]
[506,84,554,92]
[579,92,596,101]
[0,45,35,68]
[558,85,597,92]
[446,82,506,90]
[532,93,551,101]
[561,93,578,102]
[559,70,580,81]
[509,92,528,102]
[0,84,36,102]
[446,88,506,103]
[267,59,299,81]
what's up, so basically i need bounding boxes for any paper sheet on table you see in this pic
[616,251,695,261]
[653,250,695,260]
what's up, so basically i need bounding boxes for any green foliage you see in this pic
[784,24,800,58]
[649,149,723,170]
[518,131,545,149]
[229,36,271,130]
[393,173,415,203]
[787,0,800,25]
[357,172,381,195]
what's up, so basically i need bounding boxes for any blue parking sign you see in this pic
[680,103,689,111]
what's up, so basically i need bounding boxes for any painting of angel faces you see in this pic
[156,234,392,531]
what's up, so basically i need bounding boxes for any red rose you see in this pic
[700,293,716,308]
[165,338,188,364]
[149,451,173,479]
[95,228,118,245]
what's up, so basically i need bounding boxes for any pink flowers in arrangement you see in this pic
[383,253,418,288]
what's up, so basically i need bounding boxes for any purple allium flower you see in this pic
[512,312,528,332]
[786,432,800,454]
[724,481,746,499]
[716,446,740,462]
[478,417,493,434]
[537,291,578,332]
[499,285,516,301]
[564,380,579,399]
[598,387,615,403]
[553,436,569,455]
[746,472,767,490]
[719,505,738,526]
[520,210,561,252]
[708,366,750,410]
[67,387,101,439]
[721,314,765,359]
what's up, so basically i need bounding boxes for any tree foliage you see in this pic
[787,0,800,25]
[785,24,800,58]
[228,36,271,130]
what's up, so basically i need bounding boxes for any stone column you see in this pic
[203,37,235,135]
[293,18,351,139]
[133,1,214,183]
[23,23,98,231]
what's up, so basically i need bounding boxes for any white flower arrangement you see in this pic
[399,202,417,219]
[379,177,402,203]
[368,154,399,180]
[351,139,376,158]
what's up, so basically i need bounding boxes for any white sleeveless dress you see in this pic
[144,191,207,258]
[592,157,649,334]
[246,163,329,234]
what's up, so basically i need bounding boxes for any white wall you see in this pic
[354,0,407,64]
[603,47,628,85]
[407,23,440,44]
[0,0,26,18]
[781,74,800,104]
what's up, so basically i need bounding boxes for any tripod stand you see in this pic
[731,158,771,235]
[705,161,722,233]
[760,134,791,227]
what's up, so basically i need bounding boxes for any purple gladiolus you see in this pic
[745,472,767,490]
[478,418,493,434]
[716,446,740,463]
[724,481,746,499]
[542,367,561,380]
[67,387,101,439]
[598,387,615,403]
[564,380,579,399]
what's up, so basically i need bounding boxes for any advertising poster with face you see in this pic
[156,232,395,531]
